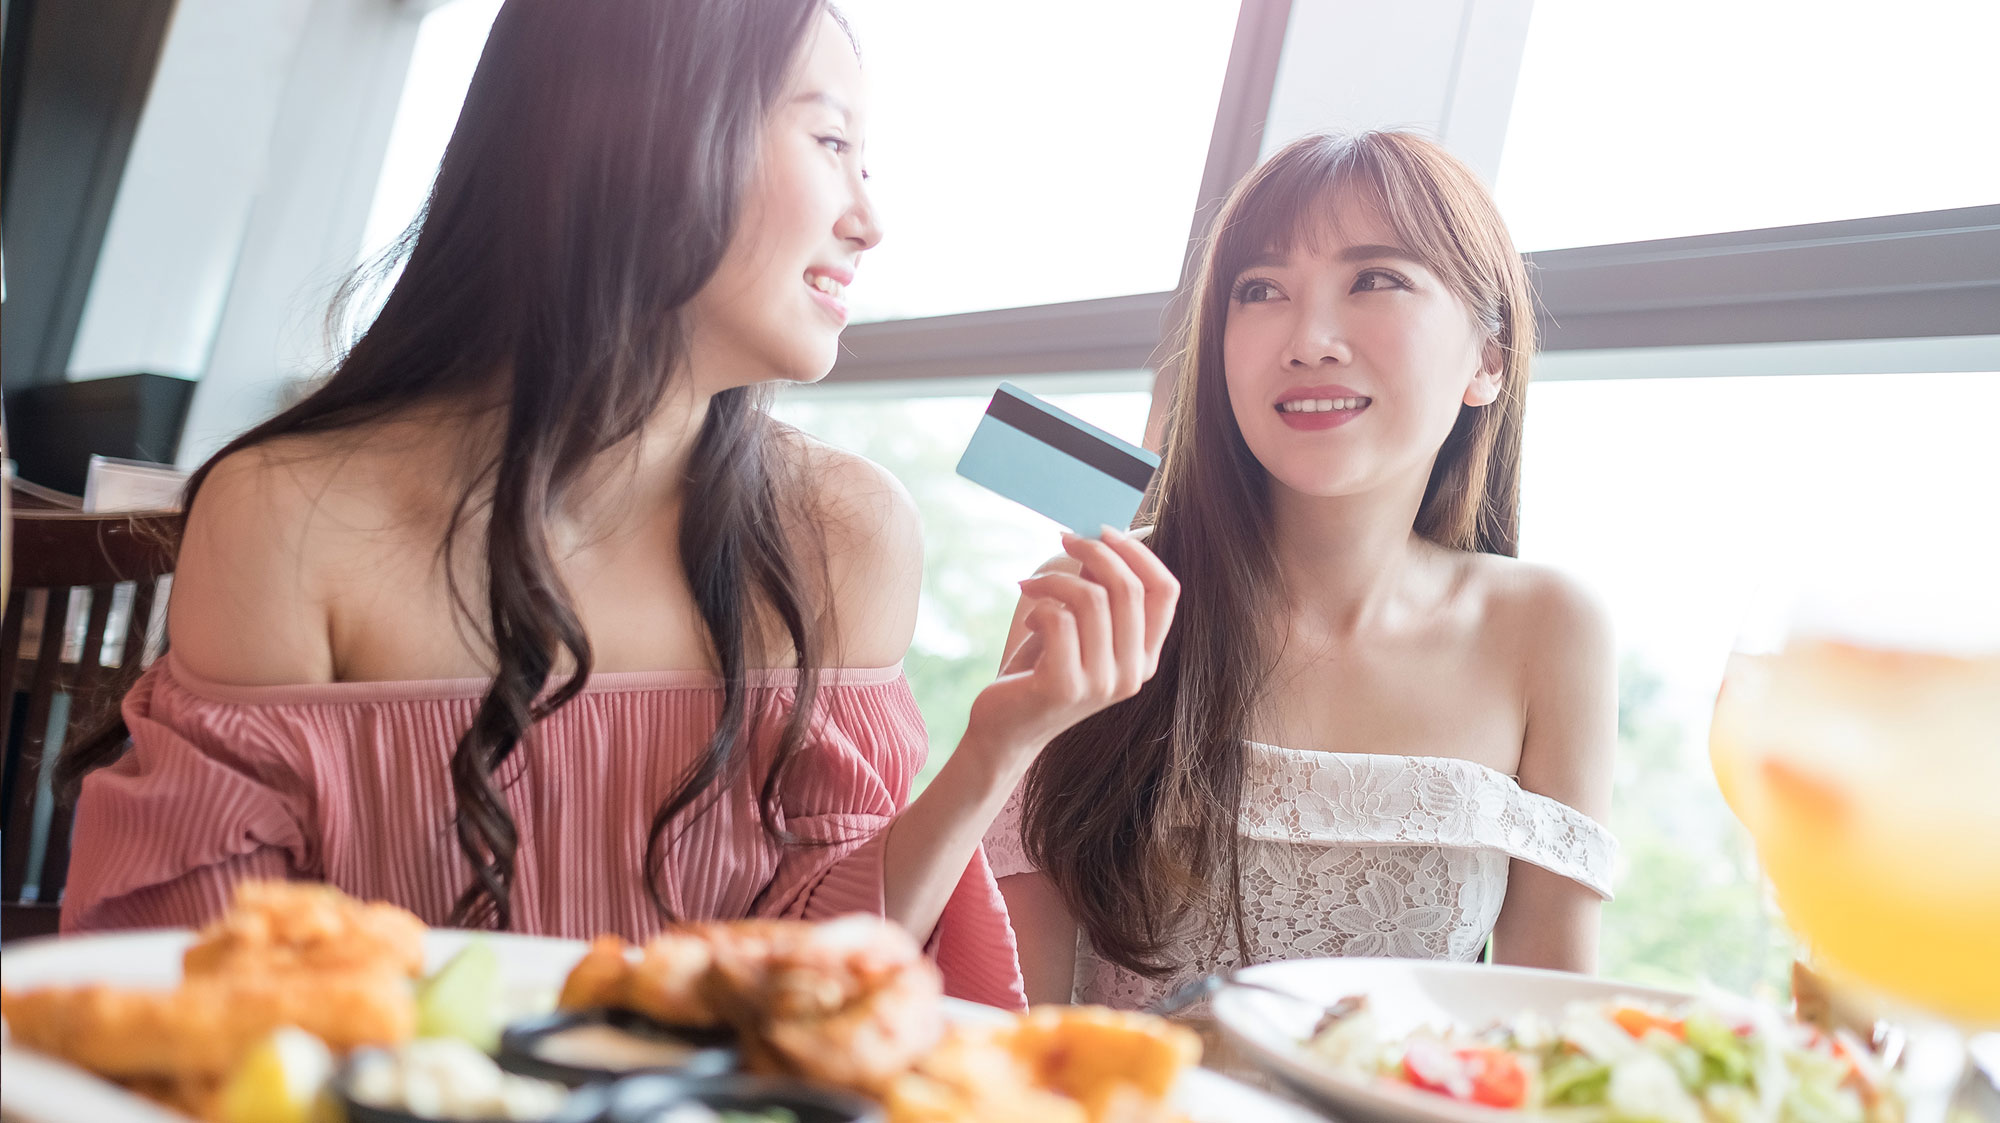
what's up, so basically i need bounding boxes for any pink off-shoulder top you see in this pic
[62,654,1027,1010]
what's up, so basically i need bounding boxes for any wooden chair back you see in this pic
[2,509,179,936]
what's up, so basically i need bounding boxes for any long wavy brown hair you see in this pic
[58,0,846,929]
[1020,131,1536,975]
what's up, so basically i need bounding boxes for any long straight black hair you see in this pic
[58,0,842,928]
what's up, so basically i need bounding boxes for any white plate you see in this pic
[2,930,1328,1123]
[1213,958,1694,1123]
[0,929,581,1123]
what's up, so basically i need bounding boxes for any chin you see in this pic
[1266,457,1367,499]
[756,340,840,386]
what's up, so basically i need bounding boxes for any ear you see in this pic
[1463,340,1504,407]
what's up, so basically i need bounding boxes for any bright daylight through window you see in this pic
[1495,0,2000,249]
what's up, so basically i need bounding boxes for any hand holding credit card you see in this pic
[955,382,1160,537]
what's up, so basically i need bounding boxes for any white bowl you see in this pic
[1213,957,1692,1123]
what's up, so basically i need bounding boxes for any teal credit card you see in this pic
[955,382,1160,537]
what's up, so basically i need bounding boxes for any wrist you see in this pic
[948,723,1042,795]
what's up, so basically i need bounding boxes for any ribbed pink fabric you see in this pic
[63,654,1027,1010]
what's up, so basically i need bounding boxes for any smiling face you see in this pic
[1220,195,1502,503]
[684,11,880,393]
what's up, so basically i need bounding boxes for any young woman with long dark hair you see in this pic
[55,0,1177,1009]
[987,131,1617,1008]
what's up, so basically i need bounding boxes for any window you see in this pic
[772,376,1154,786]
[1495,0,2000,250]
[1519,369,2000,993]
[355,0,1243,323]
[815,1,1242,321]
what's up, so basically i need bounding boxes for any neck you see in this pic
[562,380,715,540]
[1266,464,1435,635]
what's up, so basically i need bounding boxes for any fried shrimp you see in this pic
[557,915,945,1093]
[182,880,426,979]
[724,916,944,1092]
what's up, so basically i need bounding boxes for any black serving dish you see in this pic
[335,1059,611,1123]
[600,1073,884,1123]
[499,1008,739,1088]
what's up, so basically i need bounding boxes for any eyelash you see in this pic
[1230,268,1413,304]
[1232,278,1278,303]
[1352,267,1412,292]
[818,135,869,180]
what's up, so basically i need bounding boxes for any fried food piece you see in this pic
[559,932,722,1027]
[558,937,639,1010]
[1003,1006,1201,1122]
[1,969,415,1081]
[183,880,427,980]
[700,915,943,1093]
[558,915,944,1094]
[121,1074,223,1122]
[885,1025,1088,1123]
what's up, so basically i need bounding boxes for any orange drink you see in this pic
[1710,640,2000,1025]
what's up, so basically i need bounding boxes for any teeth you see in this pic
[808,273,845,299]
[1279,397,1367,413]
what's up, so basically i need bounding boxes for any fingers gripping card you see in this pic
[955,382,1160,537]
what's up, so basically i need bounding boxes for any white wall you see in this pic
[66,0,316,380]
[58,0,427,467]
[175,0,427,466]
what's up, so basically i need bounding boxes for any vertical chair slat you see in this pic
[0,591,26,819]
[3,590,71,901]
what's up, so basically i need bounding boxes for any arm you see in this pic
[783,446,1177,944]
[987,558,1083,1003]
[880,529,1175,938]
[998,872,1078,1005]
[1490,570,1617,973]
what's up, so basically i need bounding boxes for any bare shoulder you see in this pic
[1464,553,1614,671]
[781,433,924,668]
[1463,553,1616,814]
[169,437,352,685]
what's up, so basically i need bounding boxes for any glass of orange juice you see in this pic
[1710,550,1999,1116]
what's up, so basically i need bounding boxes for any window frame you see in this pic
[823,0,2000,392]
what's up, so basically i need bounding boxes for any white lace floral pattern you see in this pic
[984,746,1617,1012]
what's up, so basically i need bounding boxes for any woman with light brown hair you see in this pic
[986,130,1618,1007]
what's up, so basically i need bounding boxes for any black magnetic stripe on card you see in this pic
[985,390,1156,492]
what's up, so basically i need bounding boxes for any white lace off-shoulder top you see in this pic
[984,745,1618,1011]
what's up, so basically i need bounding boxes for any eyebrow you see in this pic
[1238,243,1423,271]
[792,91,850,123]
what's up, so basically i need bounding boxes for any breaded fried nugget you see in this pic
[1003,1006,1201,1121]
[1,970,414,1080]
[558,931,721,1026]
[885,1025,1088,1123]
[183,880,426,979]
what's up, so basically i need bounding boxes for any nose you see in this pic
[836,176,883,253]
[1285,300,1350,369]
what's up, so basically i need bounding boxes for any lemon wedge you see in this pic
[218,1026,335,1123]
